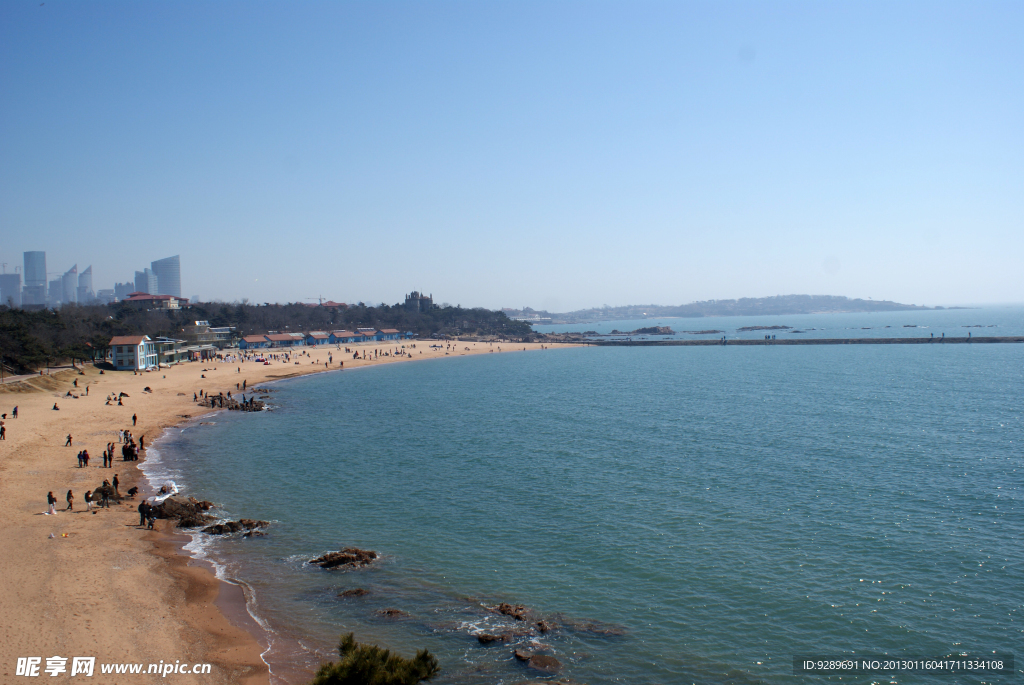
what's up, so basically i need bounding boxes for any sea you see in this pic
[142,307,1024,684]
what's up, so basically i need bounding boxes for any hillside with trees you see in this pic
[0,301,533,374]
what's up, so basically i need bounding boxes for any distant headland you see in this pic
[505,295,964,325]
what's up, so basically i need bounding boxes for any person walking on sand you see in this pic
[112,474,120,496]
[84,490,93,511]
[0,423,5,440]
[12,406,17,419]
[66,489,74,511]
[77,451,84,468]
[82,450,89,467]
[139,436,145,451]
[138,500,150,526]
[65,434,72,447]
[132,413,137,426]
[47,491,57,515]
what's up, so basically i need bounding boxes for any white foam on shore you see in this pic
[141,418,287,684]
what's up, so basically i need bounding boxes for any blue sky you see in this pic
[1,1,1021,310]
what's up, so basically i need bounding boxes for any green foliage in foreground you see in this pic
[310,633,440,685]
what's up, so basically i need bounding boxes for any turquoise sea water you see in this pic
[145,310,1023,684]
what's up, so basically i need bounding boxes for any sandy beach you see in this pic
[0,339,576,683]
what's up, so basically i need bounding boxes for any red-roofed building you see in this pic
[265,333,306,347]
[109,335,158,371]
[121,291,189,310]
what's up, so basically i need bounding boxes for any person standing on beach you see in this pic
[83,450,89,467]
[138,500,150,526]
[139,436,145,451]
[84,490,93,511]
[65,490,74,511]
[132,413,137,426]
[0,424,5,440]
[12,406,17,419]
[47,491,57,515]
[112,474,120,497]
[65,434,72,447]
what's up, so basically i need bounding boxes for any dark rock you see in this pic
[375,608,407,618]
[476,633,509,644]
[152,496,197,520]
[178,512,215,528]
[338,588,370,598]
[536,620,556,633]
[242,530,267,538]
[203,519,269,535]
[513,649,534,661]
[310,548,378,569]
[526,654,561,673]
[492,602,529,621]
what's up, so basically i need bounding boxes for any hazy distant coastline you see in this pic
[506,295,965,325]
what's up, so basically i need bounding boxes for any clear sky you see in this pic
[2,1,1021,311]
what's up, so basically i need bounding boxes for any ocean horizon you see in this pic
[144,308,1023,684]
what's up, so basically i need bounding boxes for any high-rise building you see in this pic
[22,251,47,305]
[77,265,94,304]
[0,272,21,307]
[135,268,158,295]
[48,278,63,307]
[151,255,181,297]
[114,282,134,300]
[62,265,78,305]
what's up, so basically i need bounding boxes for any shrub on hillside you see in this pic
[310,633,439,685]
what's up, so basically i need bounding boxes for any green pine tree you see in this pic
[310,633,440,685]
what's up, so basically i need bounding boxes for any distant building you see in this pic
[77,265,94,304]
[239,335,271,350]
[378,328,402,340]
[0,272,22,307]
[114,282,134,301]
[152,337,189,365]
[47,278,63,307]
[305,332,330,346]
[109,335,158,371]
[22,251,47,305]
[121,292,189,310]
[151,255,181,297]
[135,268,158,295]
[405,291,433,313]
[265,333,306,347]
[61,265,78,305]
[95,289,115,305]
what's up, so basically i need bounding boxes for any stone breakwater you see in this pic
[591,336,1024,346]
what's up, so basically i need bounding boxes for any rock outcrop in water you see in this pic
[152,496,216,527]
[202,519,270,535]
[310,548,378,569]
[491,602,529,621]
[338,588,370,598]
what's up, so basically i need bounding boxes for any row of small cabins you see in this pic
[108,328,413,371]
[239,328,412,350]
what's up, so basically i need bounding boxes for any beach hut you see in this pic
[306,332,330,346]
[265,333,305,347]
[239,335,271,350]
[378,328,401,341]
[330,330,357,344]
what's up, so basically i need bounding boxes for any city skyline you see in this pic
[0,250,181,308]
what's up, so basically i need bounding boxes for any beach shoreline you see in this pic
[0,339,575,684]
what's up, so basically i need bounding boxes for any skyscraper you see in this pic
[22,251,46,305]
[48,278,63,307]
[77,265,94,304]
[135,268,158,295]
[62,265,78,305]
[0,272,21,307]
[151,255,181,297]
